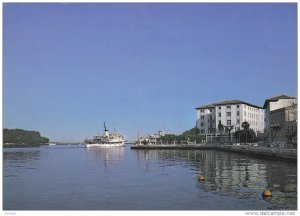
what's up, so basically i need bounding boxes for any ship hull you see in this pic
[85,142,126,147]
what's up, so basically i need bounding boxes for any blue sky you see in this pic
[3,3,297,142]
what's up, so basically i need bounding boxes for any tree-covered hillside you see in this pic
[159,127,205,144]
[3,129,49,145]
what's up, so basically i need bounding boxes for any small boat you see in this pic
[49,143,56,146]
[84,122,126,147]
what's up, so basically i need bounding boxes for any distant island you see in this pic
[3,128,49,146]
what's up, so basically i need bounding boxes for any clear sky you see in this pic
[3,3,297,142]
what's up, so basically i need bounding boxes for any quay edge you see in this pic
[130,144,297,162]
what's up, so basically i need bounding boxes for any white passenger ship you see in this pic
[84,123,126,147]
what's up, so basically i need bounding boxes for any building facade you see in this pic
[268,104,297,148]
[263,95,297,130]
[196,100,264,142]
[262,95,297,148]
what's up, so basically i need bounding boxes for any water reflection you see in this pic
[132,149,297,209]
[85,147,125,172]
[3,150,41,177]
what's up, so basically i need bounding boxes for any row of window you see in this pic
[219,105,239,109]
[246,120,263,127]
[201,105,263,113]
[247,112,262,119]
[271,114,285,124]
[202,111,263,118]
[218,111,261,118]
[217,111,240,117]
[200,116,263,127]
[247,106,262,112]
[219,104,261,111]
[200,119,264,128]
[286,125,296,133]
[200,119,237,127]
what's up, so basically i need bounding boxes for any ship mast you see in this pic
[104,122,108,132]
[103,122,109,138]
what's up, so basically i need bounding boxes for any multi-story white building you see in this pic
[196,100,264,137]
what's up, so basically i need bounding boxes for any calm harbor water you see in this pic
[3,144,297,210]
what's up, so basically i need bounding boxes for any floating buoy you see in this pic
[198,175,205,182]
[262,195,272,202]
[262,189,272,202]
[262,189,272,197]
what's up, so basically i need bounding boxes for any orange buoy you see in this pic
[198,175,205,181]
[262,195,272,202]
[262,189,272,197]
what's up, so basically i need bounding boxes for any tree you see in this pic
[234,122,257,144]
[158,127,205,144]
[241,121,250,144]
[3,129,49,145]
[181,127,200,137]
[218,123,224,134]
[242,121,250,131]
[225,125,234,143]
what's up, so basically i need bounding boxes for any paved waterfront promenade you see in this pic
[131,144,297,161]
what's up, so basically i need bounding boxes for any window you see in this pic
[201,110,204,113]
[227,112,231,116]
[201,115,204,120]
[237,119,240,124]
[219,107,221,110]
[219,120,221,125]
[237,111,240,116]
[237,105,239,108]
[227,120,231,126]
[226,106,231,109]
[200,122,204,127]
[244,111,246,116]
[219,113,221,117]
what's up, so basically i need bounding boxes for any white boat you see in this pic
[84,123,126,147]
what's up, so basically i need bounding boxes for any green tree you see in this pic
[242,121,250,131]
[160,134,177,144]
[181,127,200,137]
[234,122,257,144]
[158,127,205,144]
[225,125,234,143]
[218,123,224,134]
[180,127,204,143]
[3,129,49,145]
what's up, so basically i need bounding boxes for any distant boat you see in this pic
[84,122,125,147]
[49,143,56,146]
